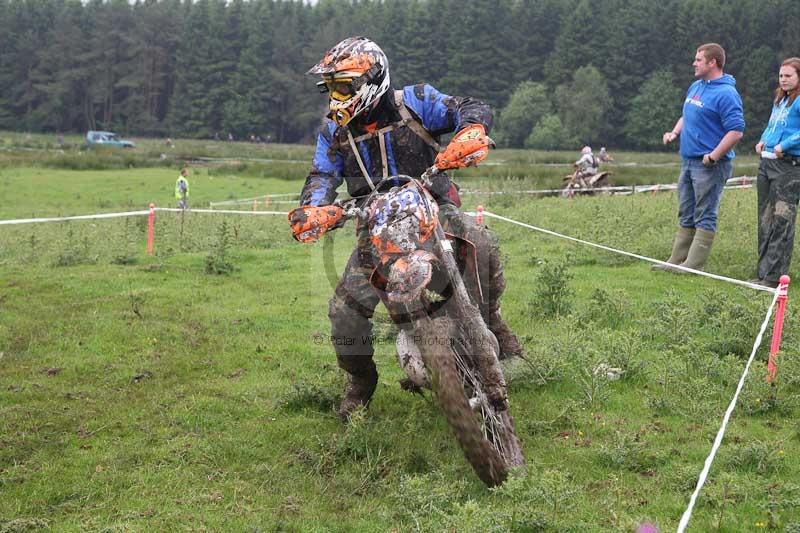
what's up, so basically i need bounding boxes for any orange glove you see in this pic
[288,205,344,243]
[434,124,495,171]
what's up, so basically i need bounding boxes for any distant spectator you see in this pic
[599,146,614,162]
[654,43,744,274]
[165,137,173,148]
[228,132,234,142]
[214,132,220,141]
[753,57,800,288]
[57,133,65,148]
[175,167,190,210]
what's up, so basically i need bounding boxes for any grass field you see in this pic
[1,136,799,531]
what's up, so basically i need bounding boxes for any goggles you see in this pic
[316,77,358,101]
[315,64,382,101]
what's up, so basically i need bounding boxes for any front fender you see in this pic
[384,250,438,303]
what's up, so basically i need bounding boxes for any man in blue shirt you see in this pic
[655,43,745,273]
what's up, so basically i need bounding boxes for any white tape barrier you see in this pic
[461,177,755,197]
[677,288,780,532]
[0,209,152,225]
[0,207,288,225]
[482,211,776,293]
[611,184,753,197]
[157,208,288,215]
[463,184,657,196]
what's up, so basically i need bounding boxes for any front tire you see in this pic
[416,317,524,486]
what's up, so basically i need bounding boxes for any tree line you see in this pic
[0,0,797,148]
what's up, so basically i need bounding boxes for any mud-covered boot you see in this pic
[652,227,696,271]
[338,367,378,422]
[484,311,524,360]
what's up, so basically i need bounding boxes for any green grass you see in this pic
[1,141,799,531]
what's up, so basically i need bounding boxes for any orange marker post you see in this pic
[476,205,485,226]
[767,275,791,383]
[146,203,156,255]
[253,199,258,211]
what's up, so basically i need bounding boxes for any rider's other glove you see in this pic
[434,124,495,171]
[288,205,344,243]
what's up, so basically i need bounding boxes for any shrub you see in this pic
[579,288,632,329]
[204,221,235,275]
[527,259,574,317]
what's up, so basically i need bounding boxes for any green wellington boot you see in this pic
[676,229,715,273]
[651,227,696,271]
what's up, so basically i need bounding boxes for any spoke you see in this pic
[453,350,510,462]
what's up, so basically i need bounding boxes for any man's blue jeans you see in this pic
[677,157,733,232]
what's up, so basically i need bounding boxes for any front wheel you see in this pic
[416,317,524,486]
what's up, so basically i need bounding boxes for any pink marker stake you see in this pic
[767,275,791,383]
[476,205,485,226]
[146,203,156,255]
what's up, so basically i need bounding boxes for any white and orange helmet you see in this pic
[308,37,390,127]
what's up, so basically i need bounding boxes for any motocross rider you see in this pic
[288,37,523,421]
[574,145,600,186]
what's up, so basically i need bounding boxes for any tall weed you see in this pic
[527,259,574,317]
[204,221,235,275]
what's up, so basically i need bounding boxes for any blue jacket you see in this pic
[300,84,492,206]
[760,96,800,157]
[680,74,745,160]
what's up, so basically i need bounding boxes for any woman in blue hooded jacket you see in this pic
[754,57,800,288]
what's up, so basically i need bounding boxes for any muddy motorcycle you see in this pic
[326,172,524,486]
[561,169,611,197]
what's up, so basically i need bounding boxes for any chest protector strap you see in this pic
[345,90,442,183]
[393,90,441,151]
[346,128,375,190]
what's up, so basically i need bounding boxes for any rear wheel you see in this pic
[416,317,524,486]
